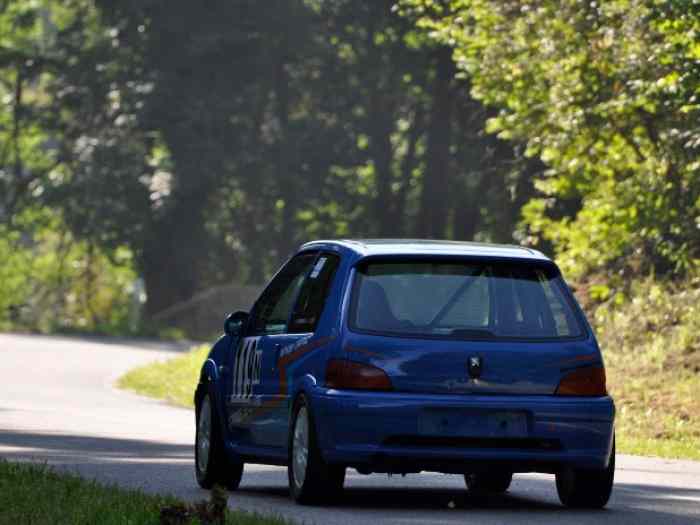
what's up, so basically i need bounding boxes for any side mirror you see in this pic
[224,311,249,337]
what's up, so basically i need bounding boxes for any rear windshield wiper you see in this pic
[428,268,485,327]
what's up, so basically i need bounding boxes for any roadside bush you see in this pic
[0,208,139,335]
[589,276,700,458]
[400,0,700,280]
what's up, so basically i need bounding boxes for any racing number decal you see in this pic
[232,336,262,399]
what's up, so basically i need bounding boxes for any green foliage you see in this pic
[6,0,697,335]
[0,0,535,321]
[0,460,289,525]
[0,460,178,525]
[118,344,209,408]
[590,276,700,459]
[0,1,61,221]
[400,0,700,278]
[0,207,138,334]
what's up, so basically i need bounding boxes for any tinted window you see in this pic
[289,254,340,334]
[350,261,583,340]
[250,253,317,335]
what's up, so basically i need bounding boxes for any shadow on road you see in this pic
[1,429,699,524]
[241,484,562,510]
[0,430,191,462]
[236,477,700,524]
[1,332,196,353]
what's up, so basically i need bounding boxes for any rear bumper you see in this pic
[312,388,614,473]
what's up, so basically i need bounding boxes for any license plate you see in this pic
[418,409,528,438]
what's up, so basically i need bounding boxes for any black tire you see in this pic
[288,394,345,504]
[464,471,513,494]
[195,393,244,491]
[556,439,615,508]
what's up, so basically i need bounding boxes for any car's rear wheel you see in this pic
[556,439,615,508]
[288,394,345,504]
[464,471,513,494]
[195,393,244,490]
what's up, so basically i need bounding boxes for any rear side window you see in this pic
[250,253,317,335]
[289,254,340,334]
[350,260,583,340]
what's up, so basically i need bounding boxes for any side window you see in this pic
[288,254,341,334]
[250,253,317,335]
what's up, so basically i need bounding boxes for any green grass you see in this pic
[591,277,700,460]
[0,460,287,525]
[118,344,209,408]
[120,277,700,461]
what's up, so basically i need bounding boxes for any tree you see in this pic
[2,0,540,327]
[400,0,700,278]
[0,2,60,223]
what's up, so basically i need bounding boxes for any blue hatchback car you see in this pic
[194,240,615,507]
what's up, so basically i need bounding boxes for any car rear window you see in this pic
[349,260,584,340]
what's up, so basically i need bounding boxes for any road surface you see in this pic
[1,333,699,524]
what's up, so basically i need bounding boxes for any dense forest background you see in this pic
[1,0,698,335]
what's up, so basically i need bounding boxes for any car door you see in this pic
[226,252,318,449]
[249,252,341,449]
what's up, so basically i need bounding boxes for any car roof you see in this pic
[300,239,550,262]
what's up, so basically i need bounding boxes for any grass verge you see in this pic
[591,277,700,460]
[0,460,287,525]
[120,277,700,461]
[118,344,209,407]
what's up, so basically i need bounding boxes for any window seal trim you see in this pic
[247,250,320,337]
[346,257,590,343]
[287,251,341,335]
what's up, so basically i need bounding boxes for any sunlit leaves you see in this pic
[401,0,700,278]
[0,207,137,333]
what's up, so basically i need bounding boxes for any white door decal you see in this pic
[232,336,262,399]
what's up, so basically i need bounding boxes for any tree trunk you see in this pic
[393,106,424,235]
[369,91,396,236]
[142,182,210,319]
[275,40,299,258]
[417,47,455,238]
[451,95,484,240]
[452,175,487,241]
[364,11,397,237]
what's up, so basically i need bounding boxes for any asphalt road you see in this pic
[1,333,699,524]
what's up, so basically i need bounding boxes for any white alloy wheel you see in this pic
[197,396,212,473]
[292,406,310,488]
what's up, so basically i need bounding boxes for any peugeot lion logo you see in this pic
[468,356,482,379]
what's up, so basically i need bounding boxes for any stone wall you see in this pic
[152,283,262,341]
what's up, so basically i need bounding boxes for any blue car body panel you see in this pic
[196,240,615,474]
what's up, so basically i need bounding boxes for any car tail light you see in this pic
[555,366,607,396]
[325,359,393,391]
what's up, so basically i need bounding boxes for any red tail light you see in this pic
[325,359,393,391]
[556,366,607,396]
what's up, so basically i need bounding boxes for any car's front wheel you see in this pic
[464,471,513,494]
[556,439,615,508]
[195,393,243,490]
[288,394,345,504]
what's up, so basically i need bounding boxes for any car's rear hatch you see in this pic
[340,256,600,395]
[342,332,599,395]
